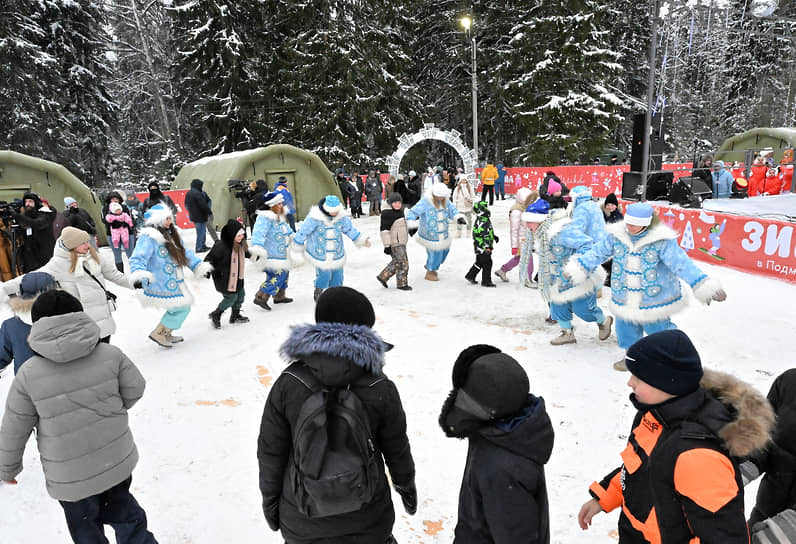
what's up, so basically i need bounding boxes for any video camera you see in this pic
[228,179,250,199]
[0,201,20,227]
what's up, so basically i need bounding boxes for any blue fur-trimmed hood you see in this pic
[280,322,386,384]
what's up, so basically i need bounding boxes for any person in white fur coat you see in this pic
[128,204,212,348]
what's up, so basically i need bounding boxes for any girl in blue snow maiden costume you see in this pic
[249,191,295,310]
[292,195,370,301]
[564,202,727,370]
[405,182,465,281]
[129,203,212,348]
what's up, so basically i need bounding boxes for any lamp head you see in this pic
[461,16,472,31]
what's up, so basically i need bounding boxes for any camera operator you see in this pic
[13,192,56,273]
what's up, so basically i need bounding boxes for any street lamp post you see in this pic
[461,16,478,164]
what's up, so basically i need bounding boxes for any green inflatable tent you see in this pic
[0,150,107,245]
[172,144,341,229]
[716,127,796,164]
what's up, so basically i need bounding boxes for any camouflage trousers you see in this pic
[378,244,409,287]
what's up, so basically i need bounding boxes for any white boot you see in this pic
[149,323,173,348]
[495,269,509,282]
[550,329,576,345]
[597,315,613,341]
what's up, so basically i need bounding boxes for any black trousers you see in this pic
[59,476,157,544]
[466,253,493,285]
[480,185,494,205]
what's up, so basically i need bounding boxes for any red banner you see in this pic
[135,190,193,229]
[639,203,796,284]
[475,164,693,197]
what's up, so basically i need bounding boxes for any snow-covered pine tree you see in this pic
[169,0,260,157]
[503,0,624,165]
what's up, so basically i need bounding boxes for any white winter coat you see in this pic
[3,241,129,337]
[453,182,475,213]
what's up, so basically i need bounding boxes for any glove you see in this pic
[457,217,467,225]
[494,235,500,243]
[395,483,417,515]
[511,247,518,256]
[133,280,144,289]
[384,247,392,255]
[408,227,418,237]
[739,460,761,486]
[712,288,727,302]
[751,509,796,543]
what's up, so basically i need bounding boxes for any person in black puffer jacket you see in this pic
[258,287,416,544]
[440,344,554,544]
[204,219,250,328]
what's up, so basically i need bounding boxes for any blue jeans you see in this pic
[59,476,157,544]
[314,267,344,289]
[259,270,289,295]
[495,179,505,198]
[194,222,207,250]
[550,293,605,330]
[425,248,450,271]
[161,307,191,330]
[615,317,677,350]
[111,236,135,264]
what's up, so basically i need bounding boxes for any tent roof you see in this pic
[0,150,86,187]
[718,127,796,152]
[174,144,329,183]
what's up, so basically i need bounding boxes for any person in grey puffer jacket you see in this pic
[0,290,157,543]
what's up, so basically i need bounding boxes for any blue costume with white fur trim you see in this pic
[405,189,462,272]
[250,209,294,272]
[569,186,607,245]
[293,197,366,289]
[564,203,723,349]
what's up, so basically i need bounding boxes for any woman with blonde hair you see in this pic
[1,226,130,343]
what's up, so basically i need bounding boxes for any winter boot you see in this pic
[495,269,509,282]
[209,310,222,329]
[524,279,538,289]
[313,287,324,302]
[148,323,172,348]
[273,289,293,304]
[165,328,183,343]
[550,329,576,345]
[464,267,479,284]
[376,274,389,288]
[253,290,271,310]
[545,315,557,324]
[397,285,413,291]
[613,357,628,372]
[230,309,250,324]
[115,261,124,273]
[425,270,439,282]
[597,315,614,341]
[596,287,603,299]
[482,280,497,287]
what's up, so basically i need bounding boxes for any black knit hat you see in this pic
[462,352,530,418]
[315,286,375,328]
[31,290,84,323]
[626,330,703,396]
[387,192,402,204]
[605,192,619,207]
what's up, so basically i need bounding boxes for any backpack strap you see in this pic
[284,361,386,391]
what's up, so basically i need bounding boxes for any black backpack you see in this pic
[284,362,384,518]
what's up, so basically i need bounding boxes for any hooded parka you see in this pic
[0,311,145,501]
[257,322,415,544]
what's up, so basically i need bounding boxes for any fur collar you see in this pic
[307,205,349,224]
[608,220,677,251]
[700,369,774,457]
[256,209,286,222]
[139,226,166,244]
[280,322,386,374]
[545,211,572,239]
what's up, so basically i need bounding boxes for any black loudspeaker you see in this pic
[669,176,707,208]
[630,114,645,171]
[630,113,665,172]
[621,171,674,202]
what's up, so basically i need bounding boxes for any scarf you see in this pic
[227,242,245,292]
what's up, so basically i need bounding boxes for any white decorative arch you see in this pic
[386,123,478,183]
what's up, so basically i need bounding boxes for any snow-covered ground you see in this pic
[1,198,794,543]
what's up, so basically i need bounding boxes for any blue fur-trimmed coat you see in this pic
[565,221,722,324]
[128,227,210,308]
[405,195,462,251]
[258,322,416,543]
[571,197,607,245]
[536,210,605,304]
[250,209,294,272]
[293,206,365,270]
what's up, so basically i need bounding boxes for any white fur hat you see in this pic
[516,187,532,203]
[432,182,450,198]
